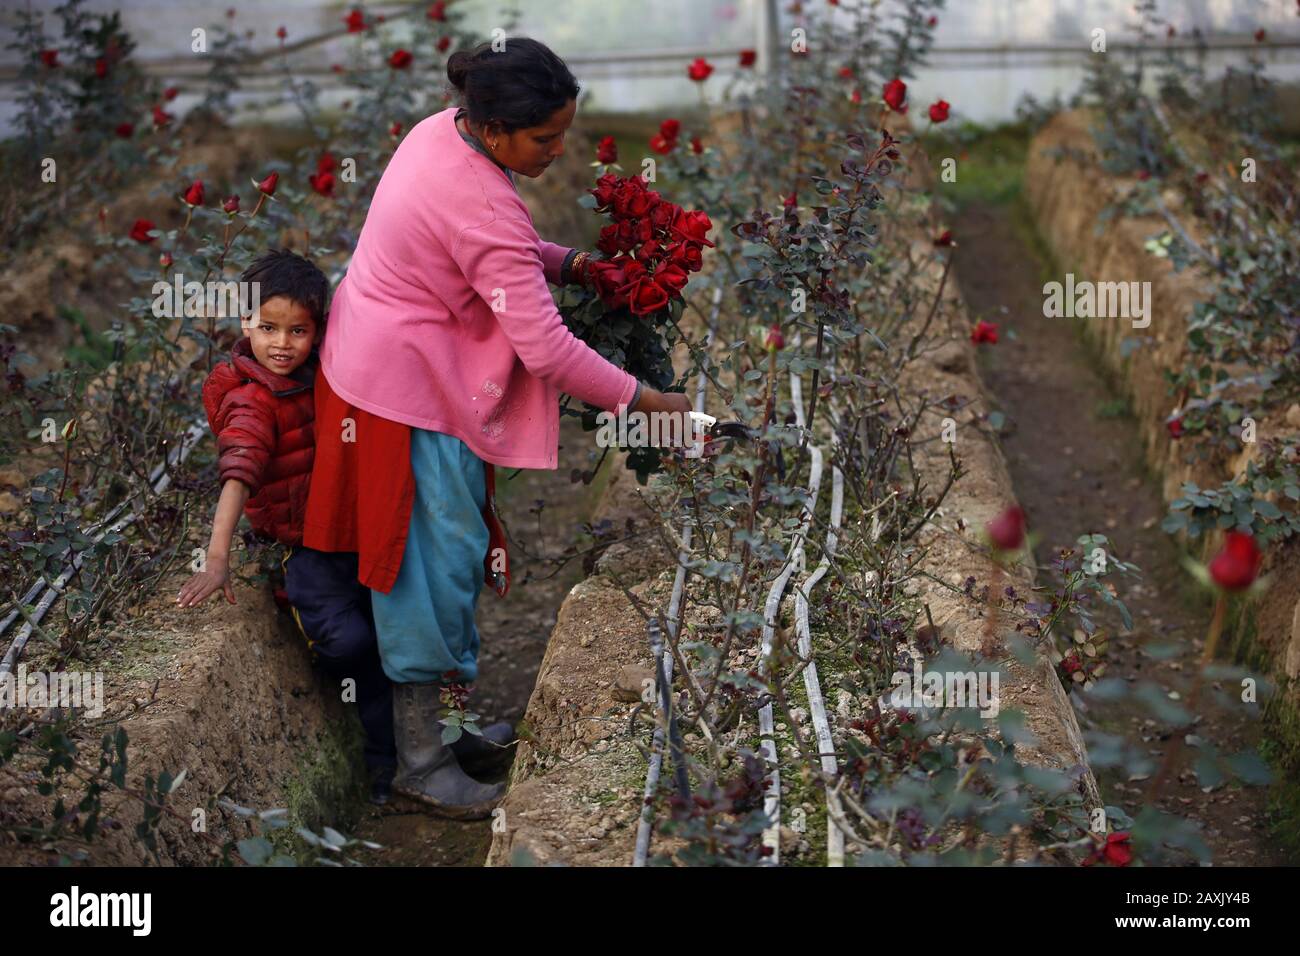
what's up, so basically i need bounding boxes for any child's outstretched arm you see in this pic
[177,478,250,607]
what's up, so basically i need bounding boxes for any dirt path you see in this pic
[951,200,1285,865]
[351,417,602,865]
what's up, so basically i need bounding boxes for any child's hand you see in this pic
[177,556,236,607]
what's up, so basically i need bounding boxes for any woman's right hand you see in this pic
[632,387,696,448]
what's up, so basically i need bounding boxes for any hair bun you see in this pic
[447,50,472,91]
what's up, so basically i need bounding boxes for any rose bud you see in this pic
[882,77,907,112]
[159,251,173,268]
[222,194,240,214]
[255,171,279,196]
[40,49,59,68]
[389,49,413,69]
[765,324,784,351]
[114,122,134,138]
[129,218,157,243]
[1208,531,1262,591]
[163,86,178,101]
[183,180,204,206]
[1166,416,1184,439]
[970,320,998,345]
[687,57,714,82]
[986,506,1026,551]
[929,99,950,123]
[277,26,287,40]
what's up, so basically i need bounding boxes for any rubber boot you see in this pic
[392,681,505,820]
[450,721,515,774]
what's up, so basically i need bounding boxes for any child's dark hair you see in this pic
[447,37,579,133]
[240,249,330,329]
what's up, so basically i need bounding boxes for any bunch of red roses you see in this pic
[586,173,713,317]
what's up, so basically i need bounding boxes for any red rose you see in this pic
[650,201,679,233]
[1254,29,1266,43]
[427,1,447,21]
[659,118,681,140]
[687,57,714,82]
[114,122,134,138]
[765,324,785,351]
[39,50,59,69]
[1166,416,1183,439]
[666,241,703,273]
[94,58,108,79]
[934,229,955,247]
[277,26,287,40]
[1209,532,1262,591]
[390,121,403,138]
[596,224,621,257]
[183,180,204,206]
[152,106,173,127]
[628,278,670,316]
[389,49,413,69]
[331,64,345,73]
[437,36,451,53]
[971,320,998,344]
[163,86,178,101]
[650,133,676,155]
[838,66,853,79]
[654,263,688,294]
[850,89,862,105]
[739,49,756,67]
[589,259,630,308]
[620,259,648,285]
[986,506,1026,551]
[636,239,663,263]
[222,194,240,214]
[615,182,660,219]
[690,136,703,154]
[929,99,950,123]
[883,77,907,112]
[310,171,335,197]
[928,15,938,27]
[1085,832,1133,867]
[317,153,336,174]
[256,171,279,196]
[596,135,618,165]
[159,251,173,268]
[344,9,366,32]
[591,173,620,209]
[672,209,714,247]
[129,218,157,243]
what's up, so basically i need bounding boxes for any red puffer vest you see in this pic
[200,337,317,545]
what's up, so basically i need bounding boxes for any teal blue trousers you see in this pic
[372,429,488,685]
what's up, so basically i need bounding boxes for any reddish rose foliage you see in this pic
[986,505,1026,551]
[183,180,204,206]
[883,77,907,112]
[971,320,998,344]
[587,174,711,316]
[1208,531,1262,591]
[389,49,413,69]
[129,219,156,243]
[596,135,618,164]
[688,57,714,82]
[929,99,950,123]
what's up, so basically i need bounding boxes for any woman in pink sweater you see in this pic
[304,37,691,818]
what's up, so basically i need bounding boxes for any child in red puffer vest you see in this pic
[177,248,397,803]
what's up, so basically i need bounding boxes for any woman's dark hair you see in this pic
[447,37,579,133]
[240,248,330,329]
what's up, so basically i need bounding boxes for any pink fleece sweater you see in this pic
[319,106,638,469]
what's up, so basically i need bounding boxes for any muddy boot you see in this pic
[450,721,515,774]
[392,681,505,820]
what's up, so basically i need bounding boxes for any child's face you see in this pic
[243,296,318,375]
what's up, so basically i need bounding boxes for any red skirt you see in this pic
[302,366,509,596]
